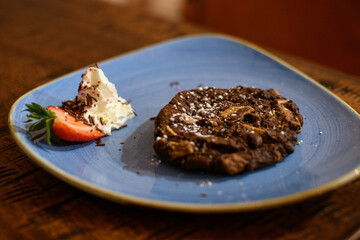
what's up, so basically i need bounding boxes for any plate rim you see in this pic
[8,33,360,213]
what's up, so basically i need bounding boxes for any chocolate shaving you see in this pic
[100,117,105,125]
[124,100,132,105]
[90,95,98,102]
[66,110,76,118]
[150,117,156,120]
[120,142,125,144]
[132,108,138,116]
[78,82,82,92]
[88,115,94,125]
[118,124,127,130]
[86,94,93,106]
[61,97,87,123]
[96,138,105,146]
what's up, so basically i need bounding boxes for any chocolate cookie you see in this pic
[153,86,303,175]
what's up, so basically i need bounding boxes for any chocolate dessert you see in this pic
[153,86,303,175]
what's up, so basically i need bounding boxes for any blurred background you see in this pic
[104,0,360,77]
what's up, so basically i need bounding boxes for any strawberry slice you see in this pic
[47,106,105,142]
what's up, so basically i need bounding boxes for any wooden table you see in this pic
[1,0,359,239]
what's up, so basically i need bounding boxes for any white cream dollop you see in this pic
[77,66,134,135]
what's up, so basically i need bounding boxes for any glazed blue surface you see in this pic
[10,36,360,206]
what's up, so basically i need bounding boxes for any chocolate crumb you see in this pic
[120,142,125,144]
[119,148,122,151]
[134,136,137,139]
[136,171,140,175]
[124,100,132,105]
[170,81,179,86]
[200,193,208,197]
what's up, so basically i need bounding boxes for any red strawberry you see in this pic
[47,106,105,142]
[24,102,106,146]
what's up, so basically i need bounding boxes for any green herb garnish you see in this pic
[24,103,59,147]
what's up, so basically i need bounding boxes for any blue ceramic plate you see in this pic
[9,35,360,213]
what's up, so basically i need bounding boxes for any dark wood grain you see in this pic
[1,0,359,239]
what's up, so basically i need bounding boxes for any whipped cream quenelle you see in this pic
[76,66,134,135]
